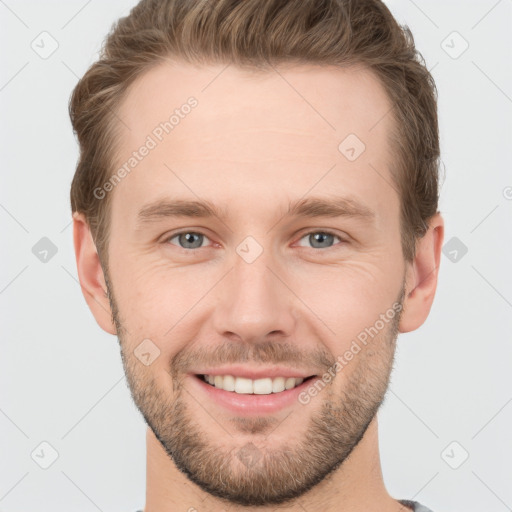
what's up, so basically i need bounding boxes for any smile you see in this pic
[191,373,319,415]
[200,374,316,394]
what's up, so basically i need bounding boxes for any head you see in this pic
[71,0,444,507]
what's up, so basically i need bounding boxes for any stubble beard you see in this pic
[106,269,404,506]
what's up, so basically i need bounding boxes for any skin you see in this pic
[73,60,444,512]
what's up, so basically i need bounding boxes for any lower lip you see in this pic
[189,374,317,415]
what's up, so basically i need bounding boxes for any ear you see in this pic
[399,212,444,333]
[72,212,116,335]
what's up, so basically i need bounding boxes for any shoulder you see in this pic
[399,499,436,512]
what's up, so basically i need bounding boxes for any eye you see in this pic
[163,229,345,251]
[296,230,344,249]
[166,231,210,250]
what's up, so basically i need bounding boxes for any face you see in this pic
[104,60,408,506]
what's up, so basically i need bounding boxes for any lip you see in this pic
[189,365,316,380]
[188,373,318,415]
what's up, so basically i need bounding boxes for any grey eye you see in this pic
[169,232,207,249]
[297,231,341,249]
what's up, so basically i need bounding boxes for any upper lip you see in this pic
[192,366,317,380]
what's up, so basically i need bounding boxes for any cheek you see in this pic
[108,248,182,314]
[109,257,214,366]
[109,235,403,356]
[288,259,400,346]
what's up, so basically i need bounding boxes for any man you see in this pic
[70,0,444,510]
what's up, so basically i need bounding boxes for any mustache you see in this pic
[170,340,336,379]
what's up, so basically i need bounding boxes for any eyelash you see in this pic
[163,229,346,251]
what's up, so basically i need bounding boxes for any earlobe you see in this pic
[399,213,444,333]
[72,212,117,335]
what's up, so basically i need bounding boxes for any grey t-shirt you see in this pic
[135,499,434,511]
[399,500,435,511]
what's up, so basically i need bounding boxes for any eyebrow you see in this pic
[135,195,376,228]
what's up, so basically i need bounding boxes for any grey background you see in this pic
[1,0,511,511]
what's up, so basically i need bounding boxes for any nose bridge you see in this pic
[211,238,295,342]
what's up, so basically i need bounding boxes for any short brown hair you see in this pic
[69,0,440,269]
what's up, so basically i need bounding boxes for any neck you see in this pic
[143,415,403,512]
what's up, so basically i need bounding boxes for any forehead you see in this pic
[111,59,397,224]
[116,59,394,147]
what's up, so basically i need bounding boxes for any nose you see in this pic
[211,246,296,344]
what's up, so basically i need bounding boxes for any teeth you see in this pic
[253,378,272,394]
[203,374,307,394]
[235,377,253,394]
[272,377,285,393]
[222,374,235,391]
[285,377,295,390]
